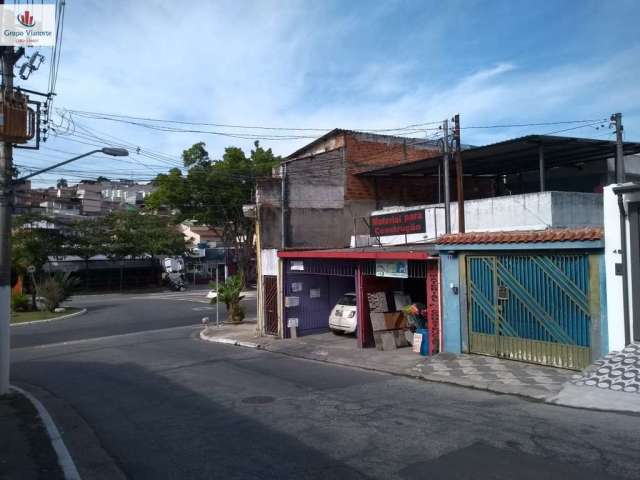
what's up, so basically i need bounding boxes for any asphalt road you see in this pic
[11,288,256,349]
[10,291,640,479]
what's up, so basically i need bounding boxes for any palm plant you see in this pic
[210,274,245,323]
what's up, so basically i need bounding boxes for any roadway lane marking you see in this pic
[11,324,203,351]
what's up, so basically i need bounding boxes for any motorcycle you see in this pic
[166,273,186,292]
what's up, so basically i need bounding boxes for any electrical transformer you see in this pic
[0,89,35,144]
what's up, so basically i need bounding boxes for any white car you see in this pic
[329,293,357,334]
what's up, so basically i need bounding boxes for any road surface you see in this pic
[10,290,640,479]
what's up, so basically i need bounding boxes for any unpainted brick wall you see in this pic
[344,134,440,201]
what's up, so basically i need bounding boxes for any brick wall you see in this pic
[344,134,441,201]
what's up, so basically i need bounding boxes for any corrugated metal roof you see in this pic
[436,227,603,245]
[357,134,640,177]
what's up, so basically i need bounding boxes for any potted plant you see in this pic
[211,274,245,323]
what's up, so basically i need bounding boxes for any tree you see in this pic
[147,141,280,283]
[96,176,110,183]
[12,214,65,308]
[57,178,68,188]
[104,211,146,291]
[65,218,109,291]
[103,211,187,290]
[137,214,186,285]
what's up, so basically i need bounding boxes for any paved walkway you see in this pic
[550,343,640,413]
[0,391,64,480]
[200,324,574,401]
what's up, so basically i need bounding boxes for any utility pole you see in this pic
[613,113,625,184]
[453,114,465,233]
[442,119,451,234]
[280,163,287,249]
[0,44,23,395]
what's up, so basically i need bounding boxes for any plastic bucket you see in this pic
[416,328,430,356]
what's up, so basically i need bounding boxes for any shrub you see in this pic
[36,272,79,312]
[210,274,245,323]
[11,292,29,312]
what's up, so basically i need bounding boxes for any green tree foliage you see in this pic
[147,141,280,281]
[65,217,109,291]
[56,178,68,188]
[12,215,64,276]
[12,211,186,293]
[12,214,65,308]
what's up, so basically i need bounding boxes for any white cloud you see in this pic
[16,1,640,186]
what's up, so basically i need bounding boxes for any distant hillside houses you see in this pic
[14,179,157,217]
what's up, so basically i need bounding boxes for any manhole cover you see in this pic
[241,396,275,405]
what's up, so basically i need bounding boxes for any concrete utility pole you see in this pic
[442,119,451,234]
[613,112,625,184]
[453,114,465,233]
[0,45,21,395]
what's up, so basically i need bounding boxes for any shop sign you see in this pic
[309,288,321,298]
[375,260,408,278]
[290,260,304,271]
[291,282,303,293]
[369,209,426,237]
[287,317,299,328]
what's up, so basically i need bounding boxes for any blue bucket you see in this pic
[416,328,430,356]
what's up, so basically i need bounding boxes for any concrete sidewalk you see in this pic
[0,391,64,479]
[549,343,640,414]
[200,324,573,401]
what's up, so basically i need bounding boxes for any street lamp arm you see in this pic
[15,147,129,182]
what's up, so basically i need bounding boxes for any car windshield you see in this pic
[338,294,356,306]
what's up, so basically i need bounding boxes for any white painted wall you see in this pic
[603,186,627,351]
[354,191,603,247]
[603,184,640,351]
[260,249,279,276]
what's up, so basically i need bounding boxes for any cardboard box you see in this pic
[370,311,407,332]
[384,312,406,330]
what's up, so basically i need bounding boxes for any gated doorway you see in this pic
[466,254,594,370]
[263,275,278,336]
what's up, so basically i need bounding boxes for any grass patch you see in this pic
[11,307,83,325]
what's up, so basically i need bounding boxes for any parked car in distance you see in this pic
[329,293,357,334]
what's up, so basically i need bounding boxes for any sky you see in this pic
[14,0,640,186]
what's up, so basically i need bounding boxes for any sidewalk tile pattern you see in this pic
[570,343,640,394]
[414,353,572,393]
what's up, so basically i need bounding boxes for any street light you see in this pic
[17,147,129,182]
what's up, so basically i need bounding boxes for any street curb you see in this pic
[199,329,261,349]
[205,328,572,402]
[11,308,88,327]
[198,328,551,402]
[10,385,82,480]
[199,329,640,414]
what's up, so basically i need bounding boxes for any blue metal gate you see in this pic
[467,254,593,370]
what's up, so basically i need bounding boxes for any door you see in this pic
[263,275,278,336]
[467,254,592,370]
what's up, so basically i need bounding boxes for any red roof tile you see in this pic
[437,228,603,245]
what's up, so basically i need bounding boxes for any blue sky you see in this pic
[15,0,640,186]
